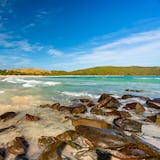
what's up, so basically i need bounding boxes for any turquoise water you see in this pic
[0,76,160,105]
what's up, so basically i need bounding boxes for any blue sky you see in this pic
[0,0,160,71]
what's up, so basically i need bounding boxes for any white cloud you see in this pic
[49,29,160,71]
[48,49,63,56]
[0,33,43,52]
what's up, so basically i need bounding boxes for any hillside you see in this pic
[70,66,160,75]
[0,66,160,75]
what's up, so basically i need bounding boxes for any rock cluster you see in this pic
[0,93,160,159]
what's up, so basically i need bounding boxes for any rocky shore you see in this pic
[0,93,160,160]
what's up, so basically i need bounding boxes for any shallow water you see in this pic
[0,76,160,159]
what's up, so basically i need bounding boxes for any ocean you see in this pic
[0,76,160,159]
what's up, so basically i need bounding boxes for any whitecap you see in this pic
[0,90,5,94]
[62,91,99,99]
[43,81,61,86]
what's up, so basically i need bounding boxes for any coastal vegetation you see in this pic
[0,66,160,75]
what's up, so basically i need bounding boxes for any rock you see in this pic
[125,89,144,92]
[56,130,78,141]
[96,149,111,160]
[39,140,66,160]
[7,137,29,156]
[97,94,120,109]
[50,103,61,110]
[58,104,86,114]
[123,102,145,112]
[25,114,40,121]
[122,94,150,101]
[118,111,132,118]
[144,115,157,122]
[72,118,111,129]
[113,118,142,132]
[0,148,6,160]
[15,154,29,160]
[38,136,56,146]
[146,99,160,109]
[105,110,131,118]
[80,99,96,107]
[0,112,17,121]
[39,104,51,108]
[90,108,106,116]
[75,125,132,149]
[0,125,16,133]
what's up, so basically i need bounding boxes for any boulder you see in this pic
[0,148,6,160]
[90,108,106,116]
[57,104,86,114]
[25,114,40,121]
[0,112,17,121]
[146,100,160,109]
[97,94,120,109]
[123,102,145,112]
[7,137,29,156]
[75,125,132,149]
[122,94,150,101]
[15,154,29,160]
[0,125,16,133]
[50,103,61,110]
[39,140,66,160]
[113,118,142,132]
[38,136,56,146]
[125,89,144,92]
[72,118,111,129]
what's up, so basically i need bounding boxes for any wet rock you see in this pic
[58,104,86,114]
[38,136,56,146]
[96,149,111,160]
[90,108,106,116]
[0,125,16,133]
[25,114,40,121]
[50,103,61,110]
[39,140,66,160]
[0,148,6,160]
[113,118,142,132]
[97,94,120,109]
[75,125,132,149]
[144,115,157,122]
[118,111,132,118]
[125,89,144,92]
[7,137,29,156]
[146,99,160,109]
[39,104,51,108]
[80,99,96,107]
[0,112,17,121]
[72,118,111,129]
[122,94,150,101]
[123,102,145,112]
[56,130,78,141]
[15,154,29,160]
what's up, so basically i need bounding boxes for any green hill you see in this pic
[70,66,160,75]
[0,66,160,75]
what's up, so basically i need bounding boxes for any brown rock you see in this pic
[25,114,40,121]
[146,100,160,109]
[0,148,6,160]
[113,118,142,132]
[0,112,16,121]
[50,103,61,110]
[72,118,111,129]
[90,108,106,116]
[58,104,86,114]
[97,94,120,109]
[122,94,150,101]
[123,102,145,112]
[0,125,16,133]
[75,125,132,149]
[7,137,29,156]
[39,140,66,160]
[145,115,157,122]
[56,130,78,141]
[38,136,56,146]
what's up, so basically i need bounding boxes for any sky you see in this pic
[0,0,160,71]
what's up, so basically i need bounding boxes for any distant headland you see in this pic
[0,66,160,76]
